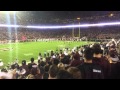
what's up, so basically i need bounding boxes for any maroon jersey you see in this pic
[70,60,82,67]
[77,63,104,79]
[93,56,110,79]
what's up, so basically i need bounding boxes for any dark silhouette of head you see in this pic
[31,58,34,63]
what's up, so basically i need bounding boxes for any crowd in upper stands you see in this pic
[0,26,120,41]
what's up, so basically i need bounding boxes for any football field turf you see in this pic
[0,41,92,66]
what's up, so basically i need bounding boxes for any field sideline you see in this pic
[0,41,92,66]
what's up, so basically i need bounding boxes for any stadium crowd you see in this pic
[0,26,120,42]
[1,11,120,42]
[0,39,120,79]
[0,12,120,79]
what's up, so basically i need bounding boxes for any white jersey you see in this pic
[0,71,13,79]
[78,51,83,56]
[0,62,3,66]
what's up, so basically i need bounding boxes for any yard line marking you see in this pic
[24,53,33,56]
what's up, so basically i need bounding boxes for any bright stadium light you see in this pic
[27,22,120,29]
[0,24,20,28]
[77,17,80,20]
[0,11,17,14]
[0,21,120,29]
[110,13,114,17]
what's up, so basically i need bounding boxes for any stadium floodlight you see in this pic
[110,13,114,17]
[77,17,80,20]
[27,22,120,29]
[1,21,120,29]
[0,24,20,28]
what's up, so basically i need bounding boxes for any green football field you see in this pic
[0,41,92,66]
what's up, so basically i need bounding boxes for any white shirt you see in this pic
[0,62,3,66]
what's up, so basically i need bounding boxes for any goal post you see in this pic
[72,23,80,40]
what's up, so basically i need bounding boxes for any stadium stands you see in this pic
[0,12,120,79]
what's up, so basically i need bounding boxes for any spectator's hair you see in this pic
[44,53,46,57]
[31,58,34,63]
[73,53,80,60]
[22,60,26,65]
[31,68,38,75]
[15,63,19,69]
[104,46,109,55]
[39,66,45,75]
[92,43,101,50]
[58,63,65,70]
[49,65,59,78]
[110,53,116,58]
[11,64,15,69]
[27,74,35,79]
[61,57,70,64]
[51,51,54,56]
[67,67,82,79]
[44,65,50,72]
[48,61,52,66]
[92,43,103,54]
[40,61,46,67]
[84,47,94,60]
[38,60,40,64]
[93,48,103,54]
[39,53,41,56]
[109,50,118,58]
[1,68,8,73]
[56,70,73,79]
[47,53,49,57]
[52,58,59,66]
[28,63,32,70]
[43,72,49,79]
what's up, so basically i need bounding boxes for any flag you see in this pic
[22,35,27,41]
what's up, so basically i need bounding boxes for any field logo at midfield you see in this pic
[24,53,33,56]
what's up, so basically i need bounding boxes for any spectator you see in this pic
[52,58,59,66]
[93,46,111,79]
[58,63,65,70]
[20,60,29,77]
[42,65,50,79]
[56,70,73,79]
[48,65,59,79]
[70,52,82,67]
[67,67,82,79]
[30,57,37,65]
[26,74,35,79]
[77,47,104,79]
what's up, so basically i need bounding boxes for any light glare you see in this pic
[0,22,120,29]
[0,11,17,14]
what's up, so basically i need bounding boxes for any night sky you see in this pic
[1,11,120,25]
